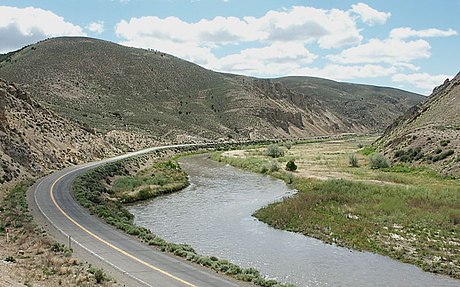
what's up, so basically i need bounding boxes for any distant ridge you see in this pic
[0,37,424,143]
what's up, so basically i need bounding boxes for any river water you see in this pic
[128,155,459,287]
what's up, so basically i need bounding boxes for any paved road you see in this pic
[29,145,241,287]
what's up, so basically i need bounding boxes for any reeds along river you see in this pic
[128,155,459,287]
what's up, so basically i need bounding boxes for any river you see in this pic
[128,155,459,287]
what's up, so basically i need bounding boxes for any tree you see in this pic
[285,160,297,171]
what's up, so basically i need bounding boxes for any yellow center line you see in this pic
[50,168,198,287]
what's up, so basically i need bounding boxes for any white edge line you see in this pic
[31,143,219,287]
[33,165,153,287]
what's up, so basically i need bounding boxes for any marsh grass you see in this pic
[215,139,460,279]
[255,177,460,277]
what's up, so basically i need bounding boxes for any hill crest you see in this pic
[0,37,424,142]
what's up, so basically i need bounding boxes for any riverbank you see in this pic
[72,146,296,287]
[213,137,460,279]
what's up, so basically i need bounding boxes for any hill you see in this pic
[278,76,423,132]
[376,72,460,176]
[0,37,424,142]
[0,78,119,190]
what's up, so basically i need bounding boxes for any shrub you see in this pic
[88,266,106,283]
[440,140,450,147]
[284,142,292,150]
[349,154,359,167]
[5,256,16,263]
[270,160,279,172]
[286,160,297,172]
[432,149,454,162]
[260,163,269,174]
[265,144,284,158]
[394,147,424,162]
[369,153,391,169]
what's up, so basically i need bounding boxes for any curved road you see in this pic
[29,145,241,287]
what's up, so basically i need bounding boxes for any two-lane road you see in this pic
[29,145,241,287]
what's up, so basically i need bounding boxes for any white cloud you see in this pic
[328,38,431,64]
[87,21,104,34]
[119,36,216,65]
[390,27,457,39]
[0,6,84,53]
[211,42,317,76]
[116,15,259,46]
[115,5,364,60]
[114,3,452,94]
[245,6,363,48]
[351,3,391,26]
[391,73,452,94]
[115,5,369,72]
[291,64,397,81]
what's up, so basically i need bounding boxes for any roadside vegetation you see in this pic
[73,149,296,287]
[213,137,460,279]
[0,181,114,286]
[112,159,190,203]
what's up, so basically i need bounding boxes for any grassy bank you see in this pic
[0,181,114,286]
[112,159,190,203]
[214,138,460,279]
[73,150,295,287]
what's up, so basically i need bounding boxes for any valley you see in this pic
[0,35,458,287]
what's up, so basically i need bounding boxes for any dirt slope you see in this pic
[376,72,460,176]
[0,78,119,191]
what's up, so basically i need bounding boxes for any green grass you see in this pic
[73,151,295,287]
[1,180,34,229]
[112,159,190,203]
[254,178,460,278]
[214,141,460,279]
[357,145,376,156]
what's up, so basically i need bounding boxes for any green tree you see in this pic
[285,160,297,171]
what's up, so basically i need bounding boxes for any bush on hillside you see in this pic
[349,154,359,167]
[265,144,284,158]
[369,153,391,169]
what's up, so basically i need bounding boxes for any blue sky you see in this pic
[0,0,459,94]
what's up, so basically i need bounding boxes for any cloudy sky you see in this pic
[1,0,459,95]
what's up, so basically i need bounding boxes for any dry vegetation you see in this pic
[214,137,460,279]
[377,72,460,177]
[0,79,119,190]
[0,181,117,287]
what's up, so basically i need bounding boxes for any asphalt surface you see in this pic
[29,145,242,287]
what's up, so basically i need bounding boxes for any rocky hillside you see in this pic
[0,37,424,142]
[278,76,423,132]
[376,72,460,176]
[0,79,119,189]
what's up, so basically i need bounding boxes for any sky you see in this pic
[0,0,459,95]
